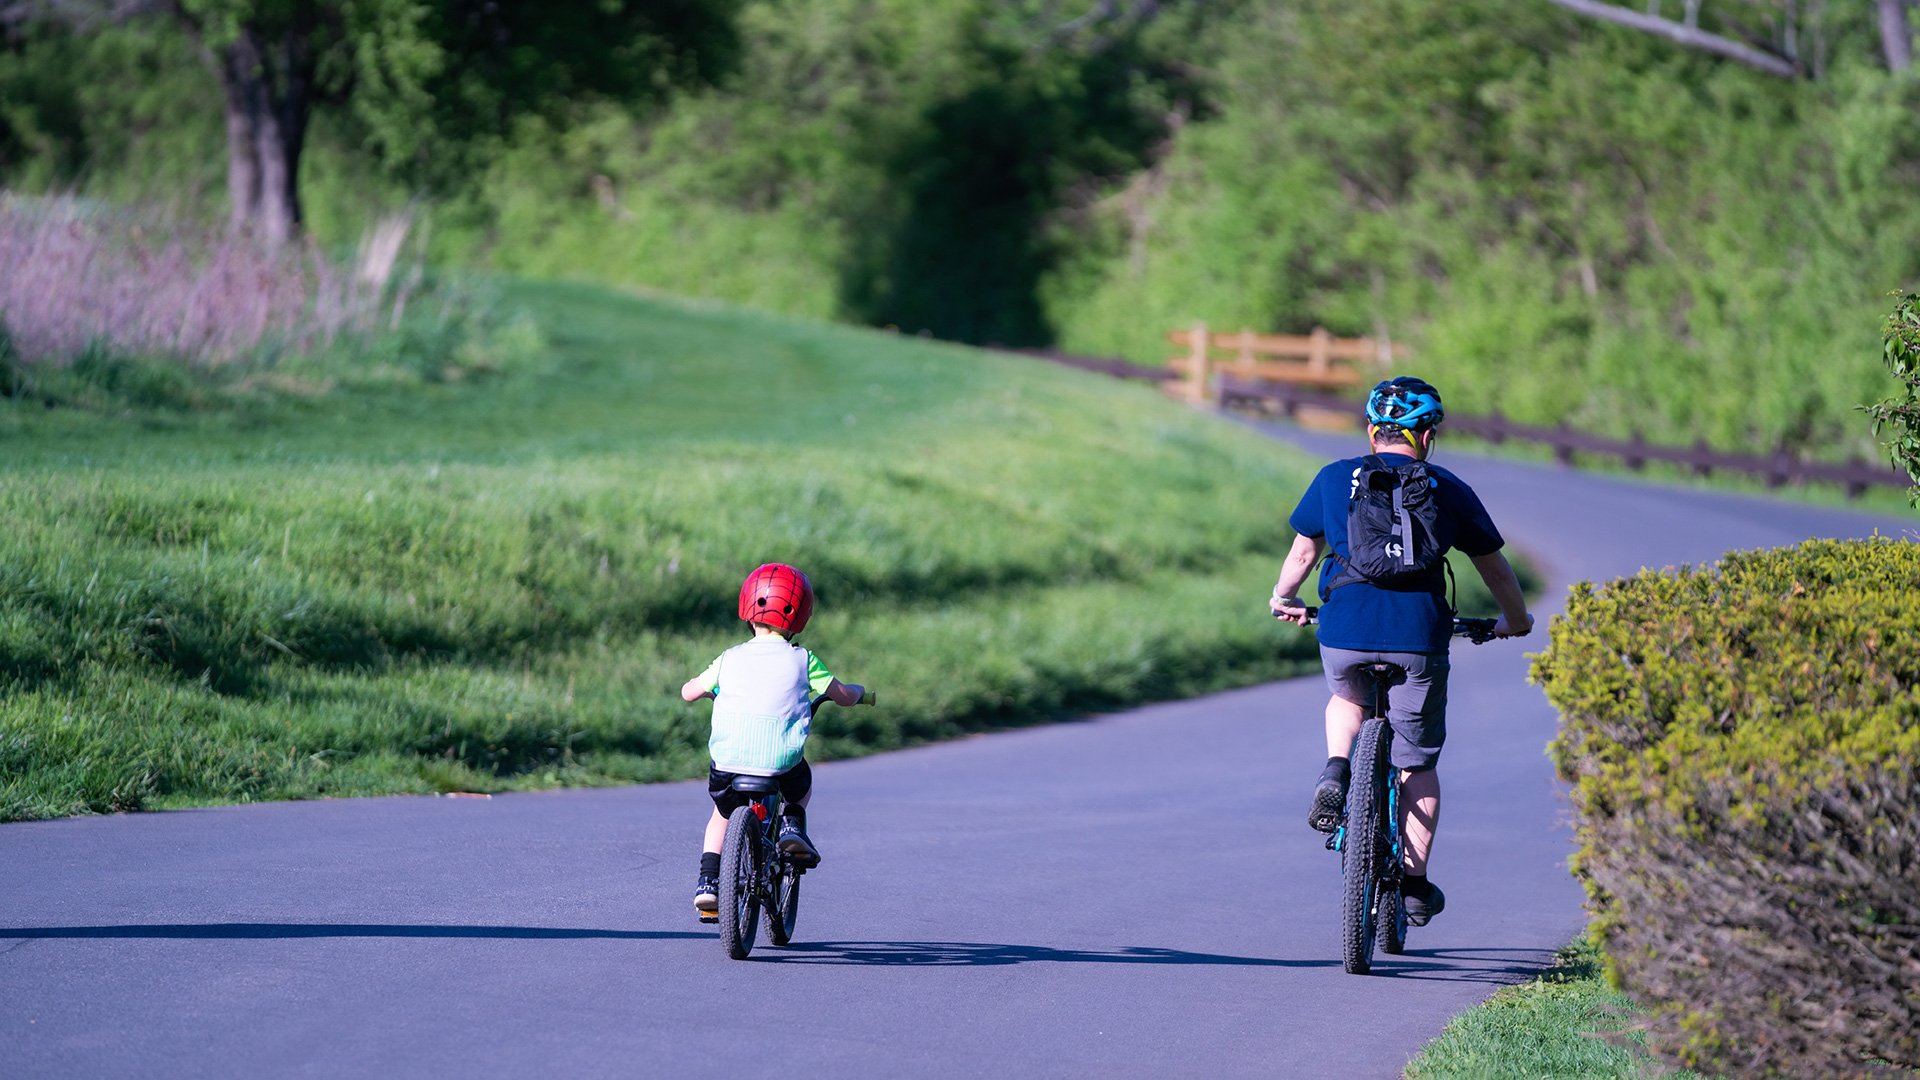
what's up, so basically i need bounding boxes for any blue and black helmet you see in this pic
[1366,376,1445,431]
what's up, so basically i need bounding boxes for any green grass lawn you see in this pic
[1405,935,1696,1080]
[0,279,1370,819]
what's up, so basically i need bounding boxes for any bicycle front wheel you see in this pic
[1342,718,1389,975]
[719,805,762,960]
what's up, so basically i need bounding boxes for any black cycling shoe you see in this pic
[1308,761,1350,833]
[1404,881,1445,926]
[777,817,821,867]
[694,873,719,919]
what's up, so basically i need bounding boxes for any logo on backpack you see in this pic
[1326,455,1446,593]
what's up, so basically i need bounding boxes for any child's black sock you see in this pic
[782,805,806,825]
[699,852,720,877]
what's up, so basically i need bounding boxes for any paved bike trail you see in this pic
[0,424,1910,1079]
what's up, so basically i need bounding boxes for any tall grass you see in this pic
[0,193,368,362]
[0,194,542,414]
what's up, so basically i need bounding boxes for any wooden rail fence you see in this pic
[1162,322,1407,403]
[1218,377,1911,499]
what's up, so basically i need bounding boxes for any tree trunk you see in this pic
[216,24,313,246]
[221,34,265,237]
[1879,0,1912,73]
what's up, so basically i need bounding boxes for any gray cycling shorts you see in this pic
[1320,646,1449,771]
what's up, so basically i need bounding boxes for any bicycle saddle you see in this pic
[1362,662,1405,678]
[728,776,779,794]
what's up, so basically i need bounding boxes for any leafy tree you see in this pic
[837,0,1214,344]
[0,0,739,244]
[1865,291,1920,502]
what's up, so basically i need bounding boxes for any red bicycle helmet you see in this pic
[738,563,814,634]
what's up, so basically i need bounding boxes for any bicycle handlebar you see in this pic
[1273,605,1501,644]
[809,688,878,717]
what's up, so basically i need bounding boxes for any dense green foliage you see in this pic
[1405,935,1691,1080]
[0,278,1341,820]
[1867,290,1920,501]
[1537,539,1920,1079]
[8,2,1915,463]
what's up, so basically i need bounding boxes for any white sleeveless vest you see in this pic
[708,638,815,775]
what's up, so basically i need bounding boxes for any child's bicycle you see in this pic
[1281,606,1498,975]
[710,689,874,960]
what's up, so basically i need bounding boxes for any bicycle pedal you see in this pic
[697,913,718,924]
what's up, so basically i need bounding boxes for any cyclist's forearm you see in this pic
[1273,533,1324,601]
[1470,551,1529,623]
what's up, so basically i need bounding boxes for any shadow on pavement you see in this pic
[754,940,1339,967]
[0,923,708,940]
[1366,946,1558,983]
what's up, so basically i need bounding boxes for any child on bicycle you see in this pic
[680,562,865,918]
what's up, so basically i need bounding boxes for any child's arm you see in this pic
[824,679,865,707]
[681,655,723,702]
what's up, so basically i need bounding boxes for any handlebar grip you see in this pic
[859,689,876,706]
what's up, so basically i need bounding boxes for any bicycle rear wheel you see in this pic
[1342,718,1389,975]
[719,805,761,960]
[1377,885,1407,955]
[766,863,800,946]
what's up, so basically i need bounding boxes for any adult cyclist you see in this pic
[1268,377,1532,927]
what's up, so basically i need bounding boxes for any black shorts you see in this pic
[708,760,811,817]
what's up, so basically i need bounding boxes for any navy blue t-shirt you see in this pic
[1288,452,1504,654]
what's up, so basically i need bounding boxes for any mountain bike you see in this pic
[1283,607,1497,975]
[714,689,874,960]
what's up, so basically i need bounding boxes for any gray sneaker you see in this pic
[694,873,719,916]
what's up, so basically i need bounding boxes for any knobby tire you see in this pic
[719,805,761,960]
[1378,884,1407,955]
[766,863,800,946]
[1343,718,1389,975]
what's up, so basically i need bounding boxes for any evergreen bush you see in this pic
[1537,538,1920,1079]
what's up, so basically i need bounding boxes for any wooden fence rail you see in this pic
[1218,377,1911,499]
[1162,322,1406,403]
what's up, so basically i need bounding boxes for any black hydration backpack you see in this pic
[1325,455,1447,593]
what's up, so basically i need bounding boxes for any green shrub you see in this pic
[1866,291,1920,504]
[1536,538,1920,1079]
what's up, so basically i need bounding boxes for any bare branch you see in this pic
[1545,0,1803,79]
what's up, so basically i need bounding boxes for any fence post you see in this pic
[1308,326,1331,376]
[1188,320,1209,403]
[1553,426,1575,466]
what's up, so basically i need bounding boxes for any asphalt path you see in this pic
[2,423,1912,1079]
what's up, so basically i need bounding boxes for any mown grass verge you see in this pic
[1405,934,1694,1080]
[0,278,1371,819]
